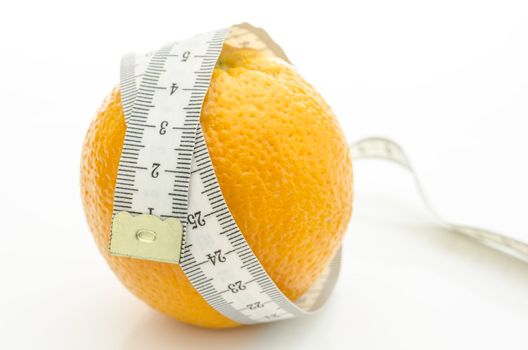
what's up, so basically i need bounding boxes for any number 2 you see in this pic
[151,163,160,178]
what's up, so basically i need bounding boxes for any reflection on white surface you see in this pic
[120,305,336,350]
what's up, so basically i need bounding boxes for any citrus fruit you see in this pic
[81,45,353,328]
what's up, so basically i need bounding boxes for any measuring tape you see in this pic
[109,23,528,325]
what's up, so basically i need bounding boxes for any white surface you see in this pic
[0,0,527,349]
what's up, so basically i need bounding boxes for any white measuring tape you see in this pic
[109,23,528,325]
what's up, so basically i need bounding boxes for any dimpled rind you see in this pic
[80,45,353,328]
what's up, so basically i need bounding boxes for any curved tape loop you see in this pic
[350,137,528,264]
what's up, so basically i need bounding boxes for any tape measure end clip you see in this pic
[109,211,183,264]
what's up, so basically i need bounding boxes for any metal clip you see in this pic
[109,211,182,264]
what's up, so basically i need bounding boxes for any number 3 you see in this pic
[159,121,168,135]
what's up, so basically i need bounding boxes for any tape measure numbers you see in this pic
[109,24,342,324]
[109,23,528,326]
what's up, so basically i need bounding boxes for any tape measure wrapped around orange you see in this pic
[81,43,353,328]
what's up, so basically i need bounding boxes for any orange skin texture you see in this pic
[81,46,353,328]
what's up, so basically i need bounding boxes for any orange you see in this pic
[81,45,353,328]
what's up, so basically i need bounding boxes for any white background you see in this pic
[1,0,527,349]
